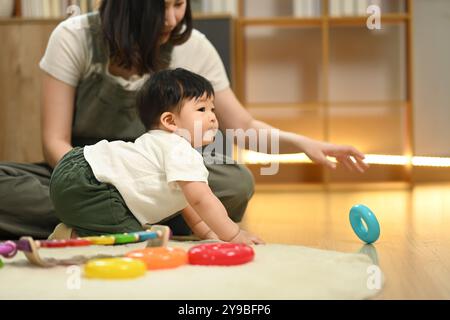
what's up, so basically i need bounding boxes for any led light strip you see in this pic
[412,156,450,167]
[242,151,450,168]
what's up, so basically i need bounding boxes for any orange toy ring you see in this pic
[125,247,188,270]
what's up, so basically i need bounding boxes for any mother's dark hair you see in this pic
[99,0,193,75]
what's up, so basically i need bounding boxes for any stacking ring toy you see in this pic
[188,243,255,266]
[84,258,146,279]
[126,247,188,270]
[0,226,170,268]
[349,204,380,244]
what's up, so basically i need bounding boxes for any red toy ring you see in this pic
[188,243,255,266]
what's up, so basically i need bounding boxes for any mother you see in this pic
[0,0,367,239]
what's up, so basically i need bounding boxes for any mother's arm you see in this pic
[41,72,75,168]
[214,88,369,172]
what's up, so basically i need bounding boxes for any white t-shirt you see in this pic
[39,13,230,92]
[83,130,209,226]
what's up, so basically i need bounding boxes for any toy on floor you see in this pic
[126,247,188,270]
[188,243,255,266]
[349,204,380,244]
[85,243,255,280]
[0,225,170,268]
[84,257,147,279]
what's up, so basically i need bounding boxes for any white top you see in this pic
[39,14,230,92]
[83,130,209,225]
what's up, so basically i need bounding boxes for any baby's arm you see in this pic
[177,181,264,244]
[178,181,239,241]
[181,205,218,240]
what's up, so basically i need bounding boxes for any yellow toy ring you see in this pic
[84,258,147,279]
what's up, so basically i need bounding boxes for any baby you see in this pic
[49,68,264,245]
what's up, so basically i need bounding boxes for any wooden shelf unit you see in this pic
[234,0,414,182]
[239,13,410,27]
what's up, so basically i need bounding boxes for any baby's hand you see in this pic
[202,230,219,240]
[230,229,265,245]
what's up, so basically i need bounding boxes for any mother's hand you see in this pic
[300,137,369,172]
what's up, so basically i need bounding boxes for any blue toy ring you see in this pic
[349,204,380,244]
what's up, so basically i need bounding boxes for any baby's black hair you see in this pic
[136,68,215,130]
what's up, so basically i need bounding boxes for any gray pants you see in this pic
[0,159,255,239]
[0,162,58,239]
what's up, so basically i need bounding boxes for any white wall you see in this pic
[413,0,450,156]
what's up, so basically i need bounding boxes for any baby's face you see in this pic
[174,94,219,148]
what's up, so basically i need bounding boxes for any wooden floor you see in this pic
[240,182,450,300]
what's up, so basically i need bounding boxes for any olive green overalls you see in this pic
[0,13,254,239]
